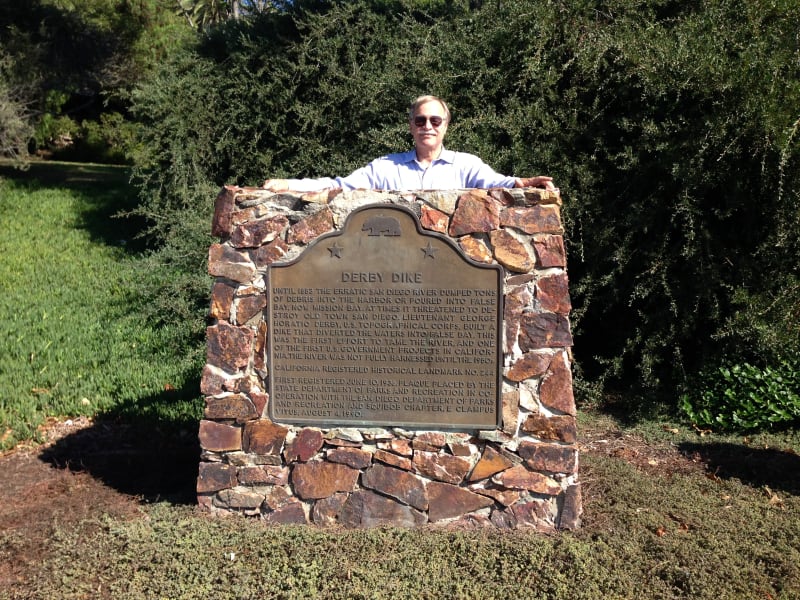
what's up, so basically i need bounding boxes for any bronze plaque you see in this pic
[267,204,502,429]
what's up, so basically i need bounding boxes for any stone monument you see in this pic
[200,185,580,530]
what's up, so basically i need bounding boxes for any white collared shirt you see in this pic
[282,148,517,191]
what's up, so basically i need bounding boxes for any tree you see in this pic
[0,52,33,164]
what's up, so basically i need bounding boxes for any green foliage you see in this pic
[0,0,191,162]
[680,358,800,432]
[0,165,201,450]
[128,0,800,404]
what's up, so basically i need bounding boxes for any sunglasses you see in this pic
[413,115,445,128]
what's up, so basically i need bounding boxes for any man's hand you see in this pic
[514,176,557,191]
[262,179,290,192]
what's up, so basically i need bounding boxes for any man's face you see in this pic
[410,100,448,155]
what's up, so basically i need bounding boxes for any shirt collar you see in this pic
[403,147,454,165]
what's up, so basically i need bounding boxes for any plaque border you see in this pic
[266,203,505,431]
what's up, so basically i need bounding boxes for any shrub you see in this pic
[680,358,800,431]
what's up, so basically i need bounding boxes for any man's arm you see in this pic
[514,176,557,191]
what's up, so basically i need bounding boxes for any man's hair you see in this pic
[408,95,451,123]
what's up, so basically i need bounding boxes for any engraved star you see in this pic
[328,242,343,258]
[421,242,437,259]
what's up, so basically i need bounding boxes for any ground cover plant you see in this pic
[0,163,799,599]
[0,161,202,450]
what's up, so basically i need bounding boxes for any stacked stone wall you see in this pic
[200,185,580,530]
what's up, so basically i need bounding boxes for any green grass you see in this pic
[0,161,202,449]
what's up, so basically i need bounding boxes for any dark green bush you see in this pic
[680,358,800,431]
[129,0,800,404]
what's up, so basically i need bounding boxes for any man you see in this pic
[263,95,556,192]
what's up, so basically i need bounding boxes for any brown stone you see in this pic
[265,502,308,525]
[200,364,228,396]
[493,465,561,495]
[490,508,517,529]
[413,451,471,484]
[374,449,413,471]
[503,284,532,354]
[230,215,288,248]
[204,394,259,422]
[518,441,578,474]
[284,428,324,462]
[340,490,427,528]
[237,465,289,486]
[212,186,237,237]
[469,485,521,507]
[249,389,268,417]
[420,204,449,233]
[506,273,535,286]
[468,445,515,482]
[209,281,236,320]
[243,420,289,455]
[206,322,254,373]
[234,294,267,325]
[539,353,576,416]
[327,447,373,470]
[521,413,577,443]
[231,205,262,226]
[252,237,290,269]
[377,438,413,457]
[512,499,556,532]
[197,494,214,511]
[253,320,267,376]
[449,191,500,236]
[264,486,293,510]
[323,437,362,448]
[535,273,571,315]
[488,188,517,206]
[414,432,446,449]
[286,207,334,244]
[214,488,264,510]
[301,188,340,204]
[500,390,519,436]
[208,243,256,283]
[312,493,350,525]
[533,235,566,268]
[500,205,563,235]
[489,229,534,273]
[458,236,494,263]
[521,188,561,206]
[558,484,582,530]
[198,420,242,452]
[291,461,359,500]
[506,351,551,382]
[448,442,475,457]
[362,463,428,510]
[427,482,494,522]
[519,313,573,350]
[197,462,237,493]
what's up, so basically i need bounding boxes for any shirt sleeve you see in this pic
[281,162,382,192]
[457,153,517,188]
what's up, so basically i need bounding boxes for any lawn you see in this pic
[0,160,201,450]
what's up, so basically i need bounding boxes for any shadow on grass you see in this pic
[38,379,202,505]
[0,159,151,253]
[678,441,800,494]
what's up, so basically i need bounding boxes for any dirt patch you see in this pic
[0,416,199,597]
